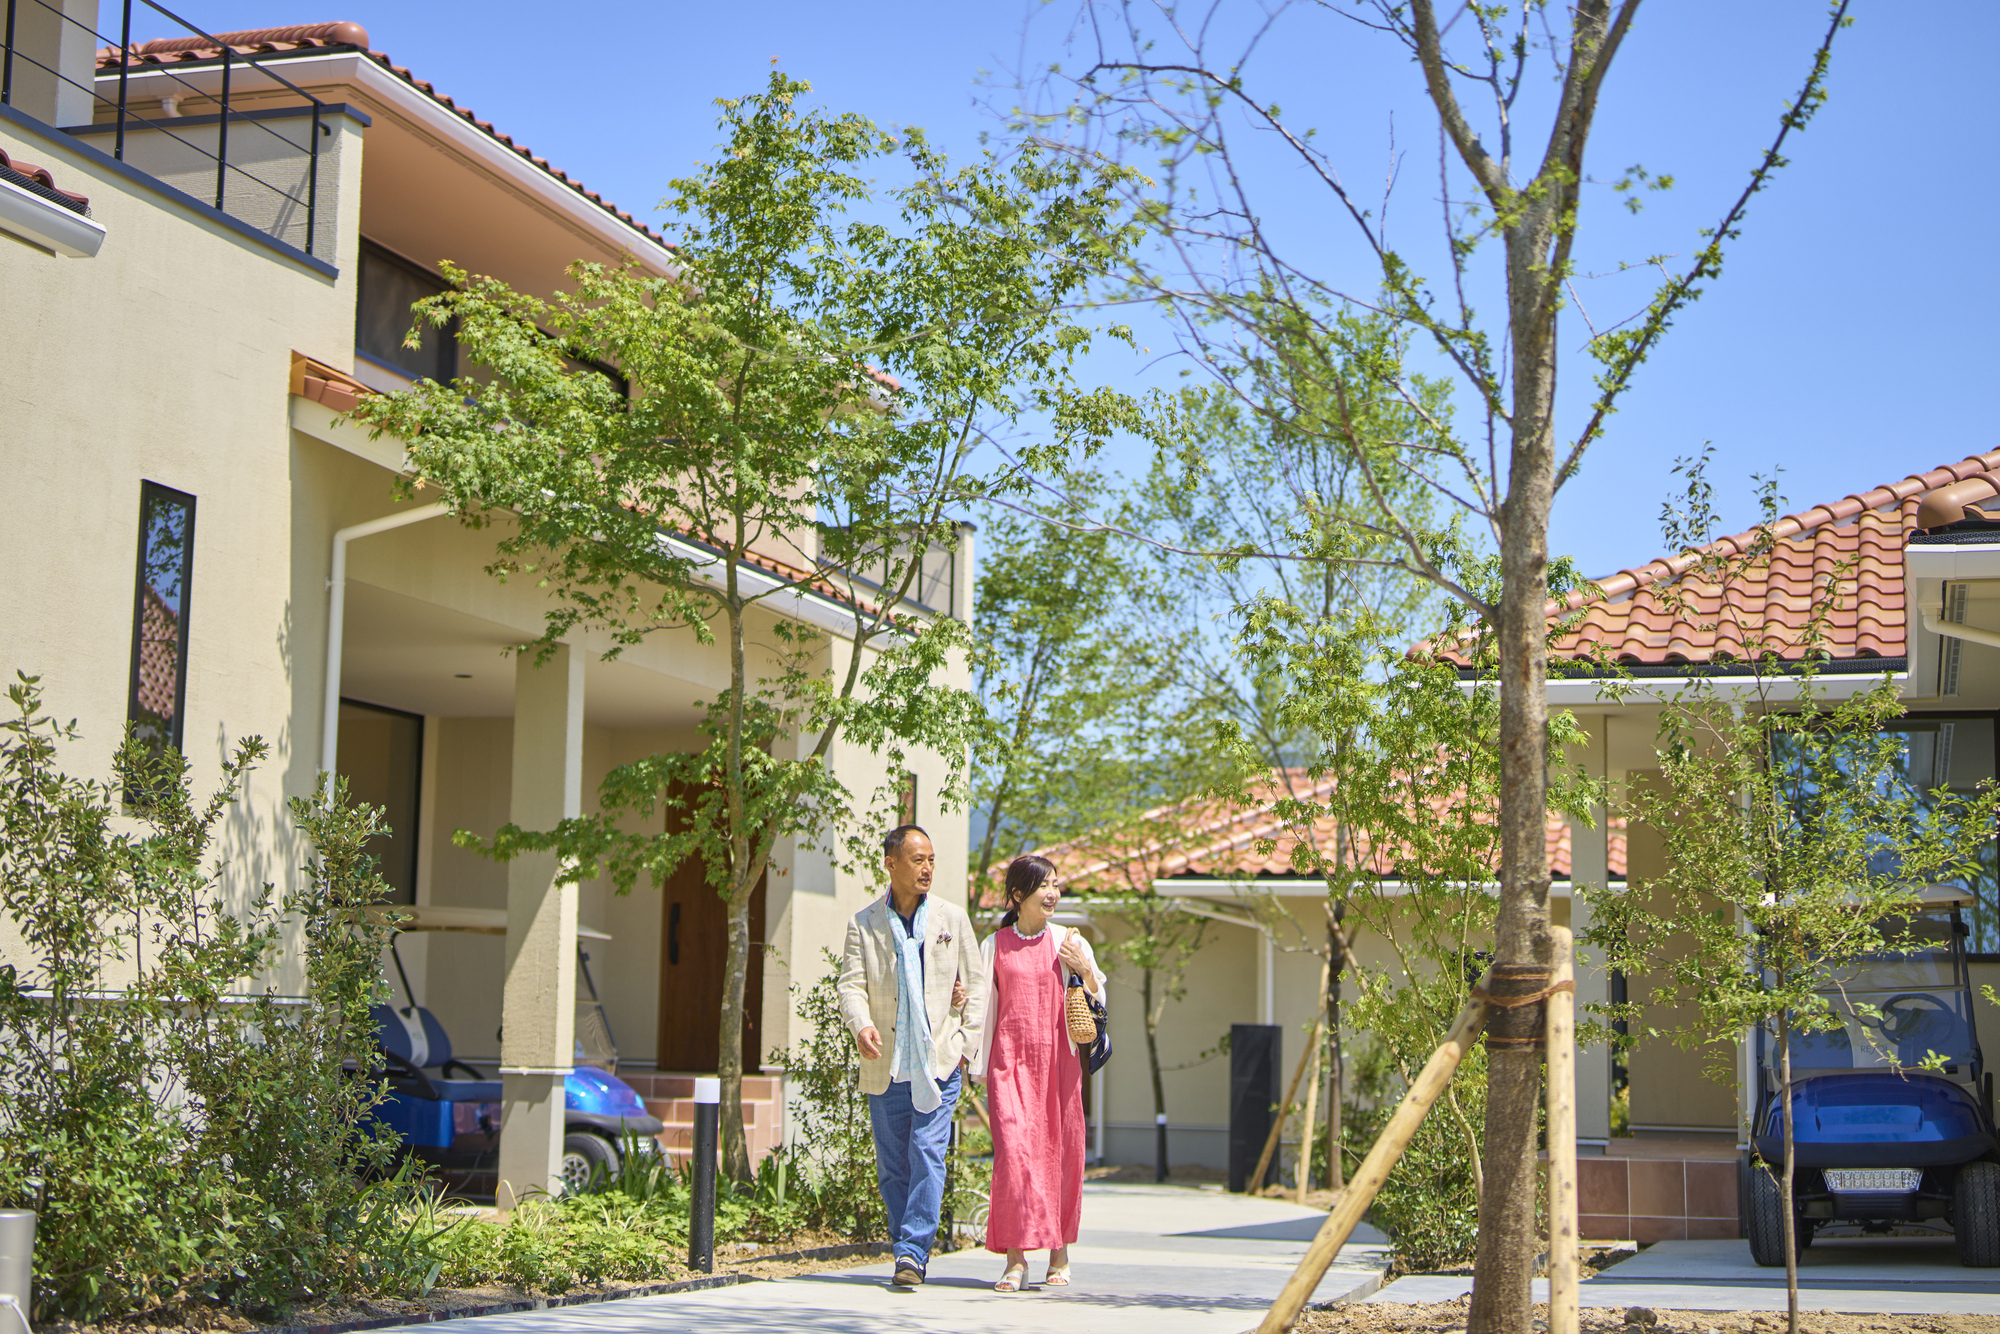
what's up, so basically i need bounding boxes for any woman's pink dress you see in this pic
[985,926,1085,1253]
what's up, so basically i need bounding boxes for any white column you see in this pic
[495,646,585,1209]
[1259,929,1275,1026]
[1572,716,1614,1148]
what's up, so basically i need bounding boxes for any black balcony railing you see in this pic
[1,0,332,256]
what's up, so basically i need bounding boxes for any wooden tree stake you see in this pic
[1297,951,1332,1203]
[1256,980,1492,1334]
[1546,927,1579,1334]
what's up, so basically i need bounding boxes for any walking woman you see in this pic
[971,854,1104,1292]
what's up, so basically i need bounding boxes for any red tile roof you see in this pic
[997,771,1626,906]
[0,146,89,210]
[96,21,668,247]
[1439,449,2000,669]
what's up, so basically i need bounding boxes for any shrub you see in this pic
[0,676,432,1320]
[764,950,884,1240]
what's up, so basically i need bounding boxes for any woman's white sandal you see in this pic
[994,1263,1028,1293]
[1044,1264,1072,1287]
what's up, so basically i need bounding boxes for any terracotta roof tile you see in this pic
[1438,449,2000,669]
[96,22,668,248]
[991,771,1627,907]
[0,146,89,211]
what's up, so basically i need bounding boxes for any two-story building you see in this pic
[1,7,972,1204]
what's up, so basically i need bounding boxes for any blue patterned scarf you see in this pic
[889,895,940,1113]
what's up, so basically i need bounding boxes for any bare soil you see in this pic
[1291,1298,2000,1334]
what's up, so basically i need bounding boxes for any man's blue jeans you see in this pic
[867,1068,962,1271]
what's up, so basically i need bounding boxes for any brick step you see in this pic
[623,1072,784,1101]
[646,1097,761,1126]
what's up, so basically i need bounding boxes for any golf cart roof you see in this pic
[367,904,612,940]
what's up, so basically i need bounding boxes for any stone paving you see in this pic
[1371,1234,2000,1316]
[409,1183,1388,1334]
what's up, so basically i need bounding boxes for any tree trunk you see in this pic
[1467,212,1561,1332]
[718,877,754,1181]
[1144,965,1169,1181]
[1328,904,1346,1190]
[1778,1007,1799,1334]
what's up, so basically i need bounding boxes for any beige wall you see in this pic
[0,107,362,991]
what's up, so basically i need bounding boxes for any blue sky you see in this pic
[182,2,1997,581]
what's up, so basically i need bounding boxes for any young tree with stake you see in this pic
[353,74,1149,1180]
[1017,6,1855,1322]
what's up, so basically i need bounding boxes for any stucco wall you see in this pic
[0,106,362,990]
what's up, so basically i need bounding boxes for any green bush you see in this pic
[0,676,435,1321]
[763,950,885,1240]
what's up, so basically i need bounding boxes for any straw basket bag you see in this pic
[1065,974,1099,1045]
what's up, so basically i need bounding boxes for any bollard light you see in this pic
[0,1209,34,1334]
[1155,1112,1169,1183]
[689,1077,720,1274]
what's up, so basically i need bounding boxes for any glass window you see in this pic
[127,482,196,756]
[335,699,423,905]
[1772,715,1999,953]
[355,239,455,383]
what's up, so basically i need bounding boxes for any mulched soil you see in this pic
[1293,1298,2000,1334]
[41,1238,892,1334]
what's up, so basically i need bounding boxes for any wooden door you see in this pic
[656,852,766,1073]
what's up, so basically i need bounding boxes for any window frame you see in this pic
[126,480,197,756]
[355,237,457,384]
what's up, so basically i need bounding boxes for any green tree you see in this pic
[1582,477,2000,1333]
[352,74,1147,1179]
[967,481,1183,884]
[1023,5,1855,1320]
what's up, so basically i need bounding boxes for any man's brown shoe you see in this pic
[892,1262,925,1287]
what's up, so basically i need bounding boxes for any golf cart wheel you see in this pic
[560,1133,618,1195]
[1745,1164,1801,1267]
[1956,1161,2000,1267]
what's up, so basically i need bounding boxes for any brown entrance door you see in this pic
[656,855,766,1073]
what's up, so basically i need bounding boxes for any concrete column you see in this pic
[8,0,100,126]
[1572,716,1614,1149]
[495,646,584,1209]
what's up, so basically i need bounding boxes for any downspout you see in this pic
[1922,608,2000,653]
[322,503,450,775]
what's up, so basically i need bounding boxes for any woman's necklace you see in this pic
[1010,921,1049,942]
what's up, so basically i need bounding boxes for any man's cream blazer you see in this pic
[837,893,986,1097]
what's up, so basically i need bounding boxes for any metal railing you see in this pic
[1,0,333,254]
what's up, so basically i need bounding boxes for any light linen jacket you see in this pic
[837,893,986,1096]
[969,922,1105,1081]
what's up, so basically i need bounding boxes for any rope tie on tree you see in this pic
[1475,965,1564,1049]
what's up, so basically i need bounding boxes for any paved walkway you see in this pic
[422,1184,1387,1334]
[1373,1235,2000,1315]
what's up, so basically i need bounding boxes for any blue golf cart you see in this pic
[368,906,663,1196]
[1744,893,1999,1266]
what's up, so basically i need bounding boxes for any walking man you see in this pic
[838,824,985,1287]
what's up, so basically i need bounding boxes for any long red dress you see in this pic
[984,926,1086,1253]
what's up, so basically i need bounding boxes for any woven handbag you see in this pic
[1065,974,1099,1045]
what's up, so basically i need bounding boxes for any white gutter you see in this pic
[322,503,450,775]
[658,533,873,640]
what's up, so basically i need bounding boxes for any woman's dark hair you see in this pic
[1000,855,1057,928]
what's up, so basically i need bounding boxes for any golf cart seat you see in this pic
[370,1003,503,1102]
[1787,1023,1854,1069]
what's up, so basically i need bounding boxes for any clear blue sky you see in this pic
[185,2,1997,581]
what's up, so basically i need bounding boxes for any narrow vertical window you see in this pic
[897,771,918,827]
[128,482,196,754]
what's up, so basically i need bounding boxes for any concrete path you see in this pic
[417,1184,1386,1334]
[1372,1235,2000,1315]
